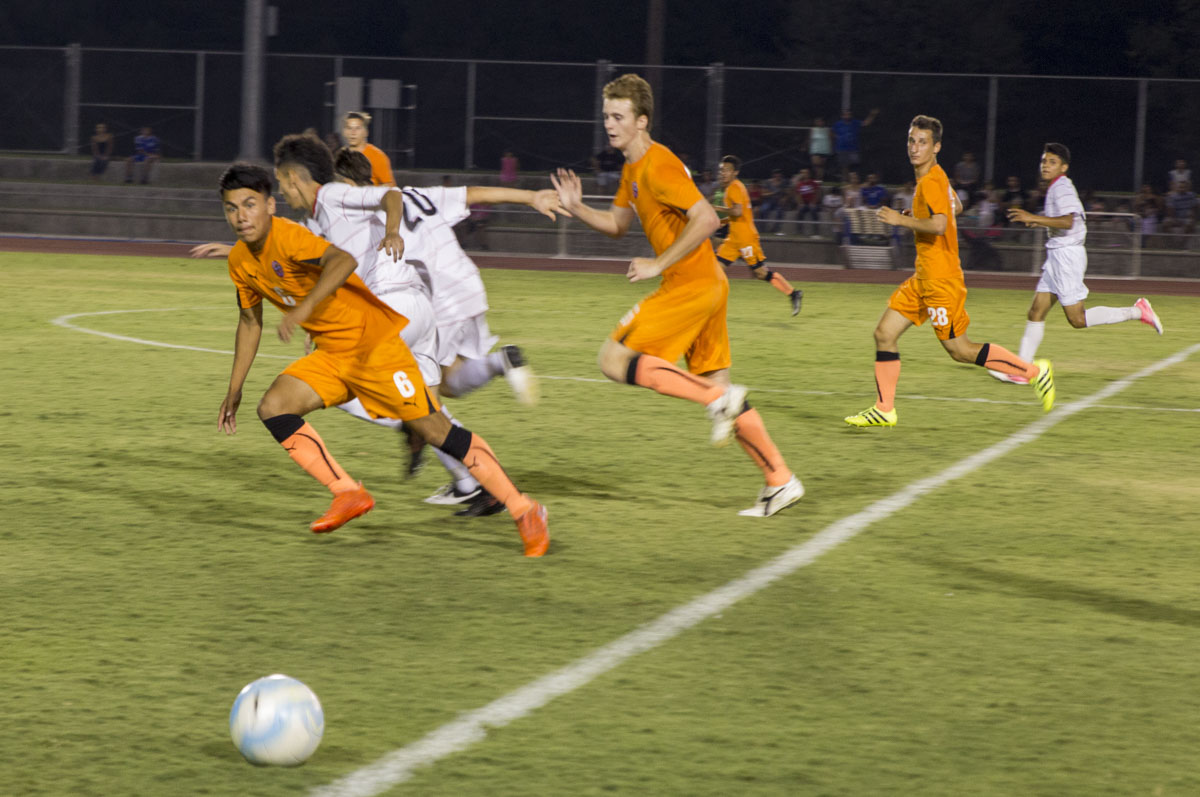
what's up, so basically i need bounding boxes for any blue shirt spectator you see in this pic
[860,174,888,209]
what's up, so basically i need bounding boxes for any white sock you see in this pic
[1018,321,1045,362]
[1085,305,1140,327]
[434,405,479,492]
[441,352,506,397]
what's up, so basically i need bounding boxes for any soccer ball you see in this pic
[229,674,324,766]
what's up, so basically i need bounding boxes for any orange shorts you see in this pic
[282,334,439,420]
[888,276,970,341]
[611,277,731,374]
[716,238,766,266]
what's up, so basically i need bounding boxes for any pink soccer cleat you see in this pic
[1135,298,1164,335]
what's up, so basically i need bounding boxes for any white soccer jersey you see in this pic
[310,182,424,297]
[395,185,489,326]
[1044,175,1087,249]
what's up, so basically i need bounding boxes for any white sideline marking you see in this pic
[51,308,1200,413]
[312,342,1200,797]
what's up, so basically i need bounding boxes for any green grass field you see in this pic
[4,251,1199,796]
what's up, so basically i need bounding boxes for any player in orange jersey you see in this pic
[341,112,395,187]
[713,155,803,316]
[843,115,1056,428]
[551,73,803,517]
[215,163,548,555]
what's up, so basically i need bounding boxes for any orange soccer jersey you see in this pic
[911,164,962,281]
[227,216,435,420]
[361,143,395,186]
[721,178,760,247]
[614,142,725,289]
[611,142,730,373]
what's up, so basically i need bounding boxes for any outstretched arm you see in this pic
[465,186,569,221]
[190,242,233,259]
[551,168,634,238]
[1007,208,1075,229]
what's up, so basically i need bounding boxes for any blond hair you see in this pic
[603,73,654,129]
[343,111,372,126]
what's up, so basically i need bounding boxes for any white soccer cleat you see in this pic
[988,369,1028,385]
[1135,297,1164,335]
[424,483,481,505]
[738,475,805,517]
[706,383,748,447]
[500,345,539,405]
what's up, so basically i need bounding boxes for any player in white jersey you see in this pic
[329,148,566,511]
[991,143,1164,384]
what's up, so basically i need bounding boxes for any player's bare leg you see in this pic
[845,308,909,427]
[257,375,374,533]
[405,411,548,556]
[440,348,539,405]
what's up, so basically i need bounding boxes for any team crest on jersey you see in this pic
[632,181,638,198]
[271,261,284,277]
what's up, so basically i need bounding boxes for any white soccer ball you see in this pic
[229,674,324,766]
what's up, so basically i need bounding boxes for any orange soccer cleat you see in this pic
[515,502,550,557]
[310,483,375,533]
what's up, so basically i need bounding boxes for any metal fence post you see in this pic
[704,62,724,172]
[1134,78,1147,193]
[62,43,81,154]
[193,51,206,160]
[592,59,610,157]
[841,71,852,111]
[238,0,267,161]
[465,60,476,170]
[984,76,998,185]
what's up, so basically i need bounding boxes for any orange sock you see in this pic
[630,354,724,405]
[280,422,358,494]
[766,270,794,295]
[977,343,1037,380]
[734,408,791,487]
[874,352,901,412]
[462,433,534,518]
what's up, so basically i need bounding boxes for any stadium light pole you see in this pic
[646,0,664,122]
[238,0,267,162]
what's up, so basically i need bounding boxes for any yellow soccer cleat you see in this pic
[843,405,897,427]
[1031,359,1056,412]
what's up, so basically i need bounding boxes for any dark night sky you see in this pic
[3,0,1199,78]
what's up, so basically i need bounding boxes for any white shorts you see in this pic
[378,290,441,388]
[436,313,499,366]
[1036,245,1089,306]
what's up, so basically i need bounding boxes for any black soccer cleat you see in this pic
[790,289,804,317]
[454,490,507,517]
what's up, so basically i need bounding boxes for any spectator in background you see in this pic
[832,107,879,180]
[792,167,822,235]
[1133,183,1163,244]
[1163,180,1197,236]
[759,169,788,234]
[861,172,888,209]
[499,150,519,185]
[807,116,833,181]
[1168,158,1191,190]
[973,181,999,227]
[821,185,845,241]
[124,126,160,184]
[696,168,716,197]
[595,145,623,192]
[841,171,863,209]
[999,175,1024,226]
[953,151,981,207]
[891,180,915,213]
[747,179,763,208]
[89,122,113,180]
[341,111,395,186]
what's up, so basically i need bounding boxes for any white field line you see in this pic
[49,308,1200,414]
[311,342,1200,797]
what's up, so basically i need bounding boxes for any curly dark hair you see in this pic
[272,133,335,185]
